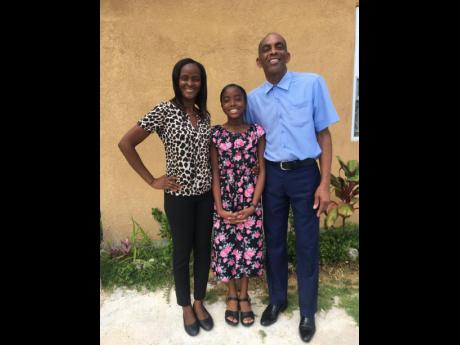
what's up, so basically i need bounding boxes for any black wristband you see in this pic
[250,202,256,208]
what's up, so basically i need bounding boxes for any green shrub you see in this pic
[319,225,359,265]
[325,156,359,230]
[100,244,173,291]
[100,218,173,291]
[287,208,358,266]
[151,208,173,254]
[101,205,358,292]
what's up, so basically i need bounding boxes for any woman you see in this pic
[118,58,214,336]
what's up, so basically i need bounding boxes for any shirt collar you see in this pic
[262,71,292,94]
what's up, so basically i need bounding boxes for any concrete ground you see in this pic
[100,286,359,345]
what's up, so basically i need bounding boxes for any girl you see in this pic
[210,84,266,327]
[118,58,214,336]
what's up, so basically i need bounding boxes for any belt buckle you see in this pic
[280,161,289,170]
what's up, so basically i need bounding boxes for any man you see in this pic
[245,32,339,342]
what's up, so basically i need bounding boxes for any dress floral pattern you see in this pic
[211,124,265,282]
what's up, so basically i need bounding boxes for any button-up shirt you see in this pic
[138,101,212,196]
[245,71,339,162]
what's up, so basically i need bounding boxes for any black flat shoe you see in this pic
[260,302,287,326]
[193,302,214,331]
[299,316,316,342]
[239,295,255,327]
[224,296,239,326]
[183,316,200,336]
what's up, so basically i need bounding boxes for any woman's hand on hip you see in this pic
[150,175,181,192]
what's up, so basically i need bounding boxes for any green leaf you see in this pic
[131,218,137,261]
[337,156,351,176]
[338,204,354,217]
[348,175,359,182]
[347,160,358,174]
[337,156,347,170]
[330,175,340,189]
[131,217,136,243]
[325,207,338,228]
[335,189,344,199]
[337,176,346,189]
[134,220,149,242]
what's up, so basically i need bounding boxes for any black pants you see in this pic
[164,191,213,306]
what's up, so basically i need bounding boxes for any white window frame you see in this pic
[351,6,359,141]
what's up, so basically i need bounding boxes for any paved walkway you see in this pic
[100,286,359,345]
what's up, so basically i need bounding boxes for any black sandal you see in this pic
[225,296,239,326]
[239,295,255,327]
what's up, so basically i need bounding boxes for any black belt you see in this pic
[266,158,316,170]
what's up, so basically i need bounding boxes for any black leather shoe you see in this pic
[183,316,200,336]
[260,302,287,326]
[299,316,316,342]
[193,302,214,331]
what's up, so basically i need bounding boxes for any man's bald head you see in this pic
[258,32,288,55]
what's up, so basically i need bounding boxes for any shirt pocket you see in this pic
[286,100,312,126]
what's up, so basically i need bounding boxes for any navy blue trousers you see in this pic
[263,162,320,318]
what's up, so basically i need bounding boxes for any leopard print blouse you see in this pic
[137,101,212,196]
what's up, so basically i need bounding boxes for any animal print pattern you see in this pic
[138,101,212,196]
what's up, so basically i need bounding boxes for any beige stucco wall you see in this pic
[101,0,359,242]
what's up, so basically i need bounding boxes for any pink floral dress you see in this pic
[210,124,265,282]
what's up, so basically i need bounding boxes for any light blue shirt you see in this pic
[245,71,339,161]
